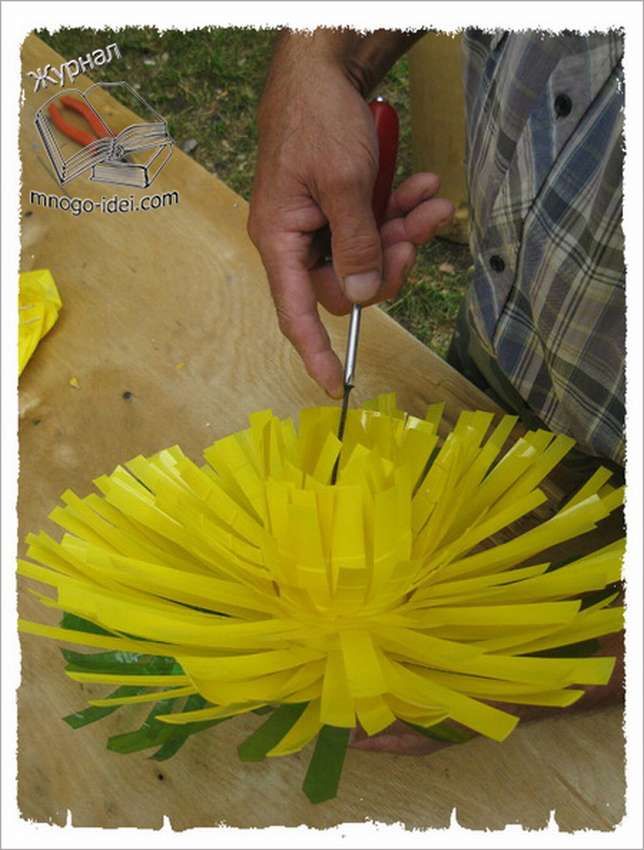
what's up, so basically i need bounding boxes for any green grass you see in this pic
[383,240,472,354]
[37,26,470,357]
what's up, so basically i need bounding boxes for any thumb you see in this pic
[323,184,383,304]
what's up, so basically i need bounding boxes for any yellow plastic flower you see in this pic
[19,395,624,760]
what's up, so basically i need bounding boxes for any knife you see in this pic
[331,97,399,484]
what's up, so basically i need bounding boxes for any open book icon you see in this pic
[35,82,174,188]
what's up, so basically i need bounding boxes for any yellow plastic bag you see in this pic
[18,269,62,375]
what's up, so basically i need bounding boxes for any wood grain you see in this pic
[17,35,624,831]
[409,34,470,244]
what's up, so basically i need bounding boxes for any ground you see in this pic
[38,26,472,357]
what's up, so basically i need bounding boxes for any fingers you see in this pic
[259,232,344,398]
[312,172,452,312]
[385,171,442,219]
[382,172,454,247]
[374,240,416,304]
[349,733,449,755]
[249,169,454,396]
[310,264,354,316]
[380,195,455,249]
[349,721,453,755]
[310,240,414,313]
[311,191,451,313]
[317,163,383,305]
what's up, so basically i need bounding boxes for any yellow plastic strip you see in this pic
[66,671,189,686]
[267,700,322,757]
[177,646,325,683]
[19,618,190,658]
[88,685,196,707]
[384,658,518,741]
[320,648,355,728]
[339,630,387,698]
[355,695,396,736]
[158,701,267,724]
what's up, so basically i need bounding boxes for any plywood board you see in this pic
[16,35,624,831]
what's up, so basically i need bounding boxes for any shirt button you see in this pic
[554,93,573,117]
[489,254,505,273]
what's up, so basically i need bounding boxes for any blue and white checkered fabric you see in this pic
[461,29,624,464]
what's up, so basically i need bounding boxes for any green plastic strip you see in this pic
[151,695,226,761]
[60,612,159,643]
[62,649,176,676]
[407,720,476,744]
[302,726,351,804]
[63,685,147,729]
[107,698,178,754]
[238,703,309,762]
[61,612,113,636]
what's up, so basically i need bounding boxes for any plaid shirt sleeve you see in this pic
[460,29,625,465]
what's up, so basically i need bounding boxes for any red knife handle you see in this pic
[369,98,399,227]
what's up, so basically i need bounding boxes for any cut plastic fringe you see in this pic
[19,395,624,797]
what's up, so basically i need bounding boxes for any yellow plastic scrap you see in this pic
[18,269,62,375]
[18,395,624,751]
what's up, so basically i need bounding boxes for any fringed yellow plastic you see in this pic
[18,269,62,375]
[19,395,624,750]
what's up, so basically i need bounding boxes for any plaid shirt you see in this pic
[460,30,625,464]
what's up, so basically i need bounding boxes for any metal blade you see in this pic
[331,304,362,484]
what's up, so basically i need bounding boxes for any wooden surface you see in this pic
[409,33,470,244]
[17,35,624,831]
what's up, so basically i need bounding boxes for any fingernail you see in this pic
[325,384,344,401]
[343,270,381,303]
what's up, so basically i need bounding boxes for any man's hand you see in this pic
[248,30,454,397]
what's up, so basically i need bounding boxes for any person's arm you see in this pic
[248,28,454,397]
[265,29,424,101]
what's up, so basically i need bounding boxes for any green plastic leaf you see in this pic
[62,649,176,675]
[407,720,476,744]
[61,650,185,733]
[175,693,208,713]
[150,717,226,760]
[61,612,113,636]
[151,695,226,761]
[63,685,147,729]
[302,726,350,804]
[107,698,178,754]
[238,703,308,762]
[150,733,191,761]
